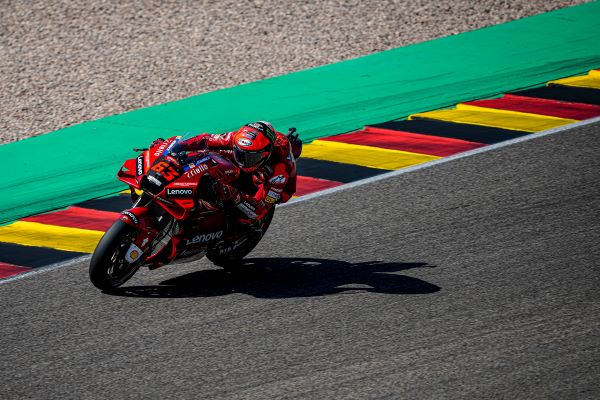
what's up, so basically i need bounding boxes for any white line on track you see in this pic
[2,116,599,286]
[1,255,93,284]
[283,116,600,206]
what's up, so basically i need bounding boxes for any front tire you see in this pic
[89,220,140,291]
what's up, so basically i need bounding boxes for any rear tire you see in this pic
[89,220,140,291]
[207,207,275,270]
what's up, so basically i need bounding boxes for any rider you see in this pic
[153,121,302,231]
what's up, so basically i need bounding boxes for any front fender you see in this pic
[119,207,151,227]
[119,207,163,256]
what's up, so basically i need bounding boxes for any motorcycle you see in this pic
[88,130,296,291]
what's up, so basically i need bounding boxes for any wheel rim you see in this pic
[105,232,138,283]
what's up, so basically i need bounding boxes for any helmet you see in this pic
[233,121,276,171]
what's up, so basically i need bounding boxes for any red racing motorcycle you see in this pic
[89,134,283,291]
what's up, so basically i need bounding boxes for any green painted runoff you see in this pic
[1,2,600,223]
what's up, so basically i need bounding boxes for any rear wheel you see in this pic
[207,207,275,270]
[89,220,140,291]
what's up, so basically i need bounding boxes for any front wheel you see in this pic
[89,220,140,291]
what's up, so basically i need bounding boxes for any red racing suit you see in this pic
[180,131,297,221]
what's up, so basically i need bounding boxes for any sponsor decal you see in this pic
[195,156,211,165]
[267,190,281,199]
[242,201,256,212]
[185,230,223,245]
[269,175,286,185]
[257,121,276,141]
[236,202,257,218]
[125,243,143,263]
[257,121,274,131]
[153,140,170,157]
[156,196,174,205]
[166,188,193,197]
[237,138,253,147]
[136,155,144,176]
[218,239,246,255]
[165,139,178,153]
[185,163,208,178]
[210,133,228,142]
[147,175,162,186]
[248,122,263,130]
[172,182,196,187]
[121,211,139,225]
[264,190,281,204]
[164,155,179,165]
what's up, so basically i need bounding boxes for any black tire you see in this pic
[207,207,275,269]
[89,220,140,291]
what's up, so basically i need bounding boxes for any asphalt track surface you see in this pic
[1,123,599,399]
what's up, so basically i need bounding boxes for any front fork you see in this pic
[119,196,177,268]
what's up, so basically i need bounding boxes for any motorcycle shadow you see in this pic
[109,258,440,298]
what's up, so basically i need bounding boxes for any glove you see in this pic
[288,133,302,159]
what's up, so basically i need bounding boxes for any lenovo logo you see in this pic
[166,188,193,197]
[136,155,144,176]
[186,231,223,245]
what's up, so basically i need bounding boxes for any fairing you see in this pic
[114,136,242,268]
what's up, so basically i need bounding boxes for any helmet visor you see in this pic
[233,146,269,168]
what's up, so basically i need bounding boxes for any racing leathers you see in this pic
[179,131,298,222]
